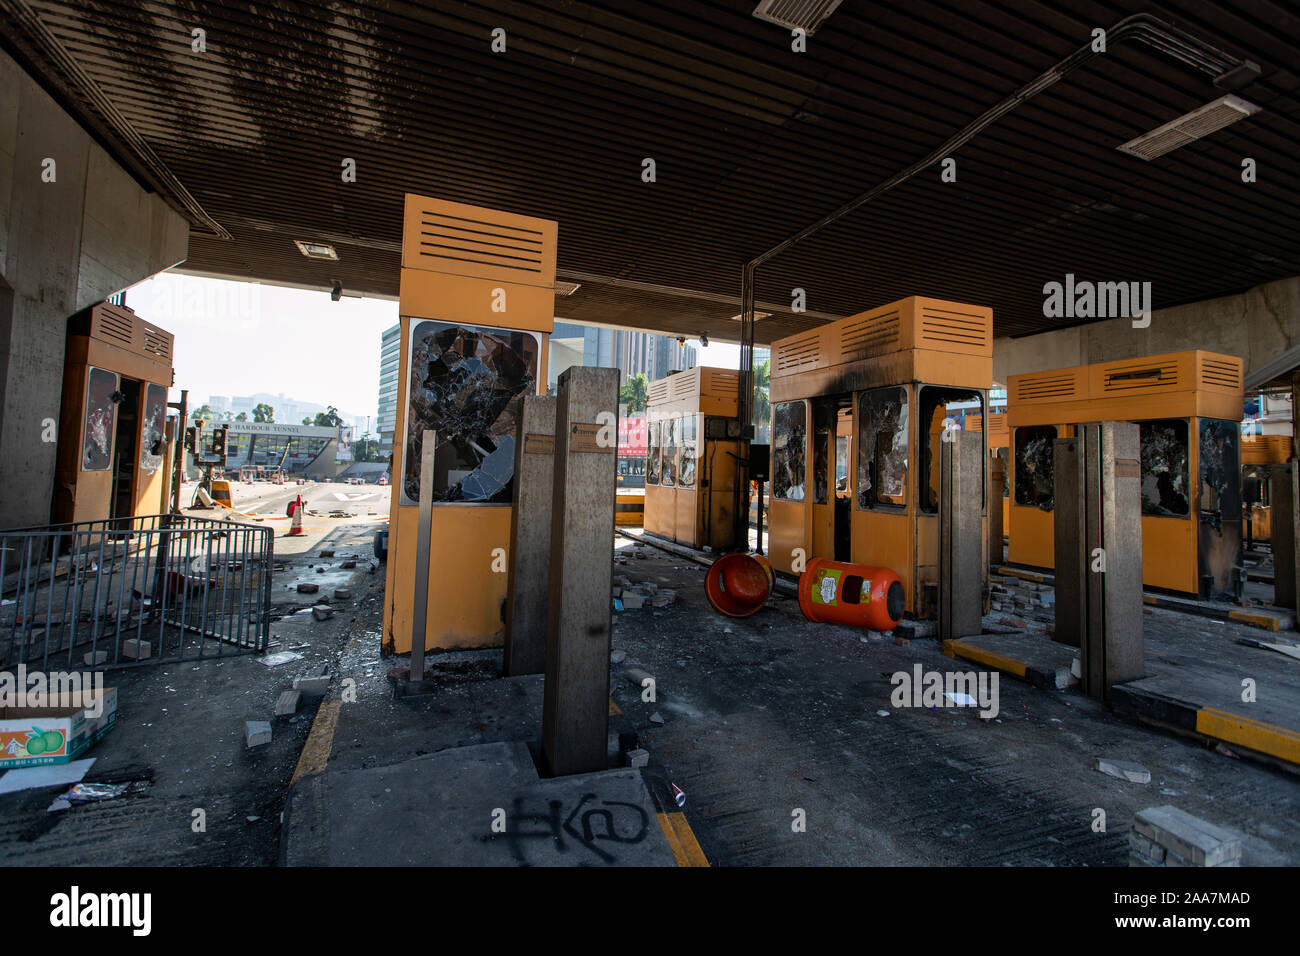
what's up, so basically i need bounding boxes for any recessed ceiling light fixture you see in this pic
[294,240,339,260]
[753,0,842,34]
[730,311,773,322]
[555,281,581,297]
[1117,95,1261,161]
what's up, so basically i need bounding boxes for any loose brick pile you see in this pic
[989,574,1054,622]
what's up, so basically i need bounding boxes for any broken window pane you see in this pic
[1199,418,1240,534]
[1014,425,1057,510]
[813,428,829,505]
[402,320,539,505]
[83,367,117,472]
[661,416,678,488]
[1139,418,1189,517]
[679,414,697,489]
[918,386,984,514]
[856,387,908,510]
[646,420,661,485]
[772,401,806,501]
[139,383,168,474]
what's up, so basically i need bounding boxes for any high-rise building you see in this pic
[376,323,401,460]
[546,322,697,393]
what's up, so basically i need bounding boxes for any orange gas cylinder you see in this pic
[798,558,904,631]
[705,553,775,617]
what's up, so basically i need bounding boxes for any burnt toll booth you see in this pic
[643,366,742,550]
[1007,350,1244,598]
[53,301,175,525]
[382,195,555,653]
[767,296,993,619]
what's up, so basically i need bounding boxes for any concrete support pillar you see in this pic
[504,395,556,675]
[1270,464,1299,609]
[1053,422,1145,701]
[541,366,620,776]
[0,48,188,530]
[988,454,1006,570]
[939,430,983,641]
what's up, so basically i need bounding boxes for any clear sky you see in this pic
[124,271,746,427]
[125,271,398,425]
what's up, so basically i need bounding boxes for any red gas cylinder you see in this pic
[798,558,904,631]
[705,553,775,617]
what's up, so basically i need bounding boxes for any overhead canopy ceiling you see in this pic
[3,0,1299,345]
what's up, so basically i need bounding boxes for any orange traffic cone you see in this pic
[288,495,306,536]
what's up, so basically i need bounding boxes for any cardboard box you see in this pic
[0,687,118,769]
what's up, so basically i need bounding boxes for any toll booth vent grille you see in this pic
[1014,373,1078,401]
[919,306,990,350]
[1201,358,1242,389]
[705,370,740,399]
[839,310,899,361]
[415,210,545,275]
[648,380,673,404]
[96,309,134,346]
[1102,361,1178,391]
[143,325,172,360]
[670,374,697,399]
[775,332,820,374]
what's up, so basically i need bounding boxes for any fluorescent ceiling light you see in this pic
[753,0,842,34]
[555,281,581,296]
[293,240,339,260]
[1117,95,1261,161]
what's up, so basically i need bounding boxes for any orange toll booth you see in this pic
[382,195,555,654]
[53,301,175,525]
[1006,350,1243,598]
[643,366,742,550]
[1240,433,1289,543]
[767,296,993,619]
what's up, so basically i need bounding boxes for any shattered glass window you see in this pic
[139,383,168,474]
[646,421,661,485]
[772,401,807,501]
[813,428,829,505]
[679,414,698,489]
[856,387,908,510]
[402,320,539,505]
[1199,418,1240,533]
[1138,419,1189,517]
[82,367,118,471]
[919,386,984,513]
[1014,425,1057,510]
[661,416,678,488]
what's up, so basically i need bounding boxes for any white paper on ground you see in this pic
[0,758,95,794]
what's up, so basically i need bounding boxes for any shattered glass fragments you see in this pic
[772,401,806,501]
[1198,418,1240,532]
[139,383,168,474]
[402,320,539,504]
[82,367,117,472]
[1138,419,1189,516]
[857,387,907,510]
[646,421,661,485]
[679,414,698,489]
[661,417,678,488]
[1014,425,1057,510]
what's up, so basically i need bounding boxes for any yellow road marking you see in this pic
[657,812,709,867]
[1197,707,1300,765]
[941,639,1028,678]
[292,699,342,784]
[1228,610,1281,631]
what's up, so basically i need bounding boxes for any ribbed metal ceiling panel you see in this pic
[2,0,1297,343]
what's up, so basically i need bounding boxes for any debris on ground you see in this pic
[245,721,273,748]
[274,690,302,716]
[650,711,665,726]
[312,605,335,621]
[624,748,650,768]
[258,650,304,667]
[297,583,319,594]
[293,664,331,695]
[1094,758,1151,783]
[610,650,627,664]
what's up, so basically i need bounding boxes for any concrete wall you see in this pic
[994,277,1300,386]
[0,48,189,529]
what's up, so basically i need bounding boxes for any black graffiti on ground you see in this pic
[483,792,651,865]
